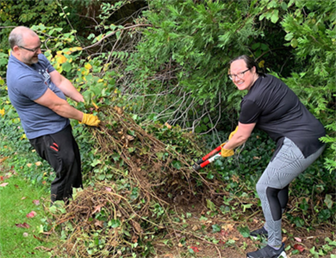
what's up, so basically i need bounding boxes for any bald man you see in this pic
[6,26,100,204]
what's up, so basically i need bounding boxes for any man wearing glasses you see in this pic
[6,26,100,205]
[220,55,325,258]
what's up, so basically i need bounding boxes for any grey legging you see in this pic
[256,137,325,247]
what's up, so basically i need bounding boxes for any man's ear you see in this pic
[12,45,20,53]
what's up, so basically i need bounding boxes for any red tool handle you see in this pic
[195,145,222,164]
[193,142,227,171]
[193,153,222,171]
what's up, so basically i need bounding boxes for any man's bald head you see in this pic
[9,26,39,50]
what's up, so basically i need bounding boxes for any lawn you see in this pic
[0,164,55,258]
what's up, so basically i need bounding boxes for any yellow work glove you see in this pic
[220,142,234,157]
[221,148,234,157]
[229,126,238,140]
[81,113,100,126]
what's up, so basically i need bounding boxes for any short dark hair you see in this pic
[229,55,264,76]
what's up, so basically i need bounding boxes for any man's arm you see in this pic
[49,70,84,103]
[223,122,256,150]
[34,88,84,122]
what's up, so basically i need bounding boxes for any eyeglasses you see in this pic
[18,45,41,53]
[228,68,250,80]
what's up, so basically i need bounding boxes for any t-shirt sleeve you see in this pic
[239,99,262,124]
[18,75,48,101]
[39,54,55,73]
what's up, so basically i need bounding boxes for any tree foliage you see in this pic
[120,0,336,172]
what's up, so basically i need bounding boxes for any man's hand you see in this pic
[220,142,234,157]
[221,148,234,157]
[81,113,100,126]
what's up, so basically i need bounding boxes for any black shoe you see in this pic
[247,243,286,258]
[250,226,268,238]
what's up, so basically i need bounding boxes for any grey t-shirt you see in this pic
[239,74,325,158]
[6,53,69,139]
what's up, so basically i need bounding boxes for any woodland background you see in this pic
[0,0,335,257]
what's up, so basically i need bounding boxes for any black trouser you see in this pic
[29,125,82,203]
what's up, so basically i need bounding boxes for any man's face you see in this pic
[16,35,41,66]
[229,59,256,91]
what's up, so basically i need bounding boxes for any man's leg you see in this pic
[30,125,82,203]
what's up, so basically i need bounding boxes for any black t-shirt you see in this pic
[239,74,325,158]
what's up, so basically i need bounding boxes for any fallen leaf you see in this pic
[14,184,19,188]
[35,161,42,166]
[21,196,27,200]
[190,246,200,253]
[220,229,229,237]
[294,237,302,242]
[26,163,32,168]
[0,183,8,187]
[94,220,104,228]
[92,204,104,214]
[126,135,134,141]
[5,172,13,178]
[105,187,112,192]
[191,225,199,231]
[165,122,172,129]
[294,244,305,252]
[113,106,123,115]
[23,232,29,237]
[33,200,40,205]
[15,222,30,228]
[222,224,234,232]
[0,176,3,181]
[131,234,138,243]
[26,211,37,218]
[0,157,8,163]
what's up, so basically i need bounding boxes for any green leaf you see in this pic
[291,38,298,48]
[284,32,293,41]
[271,9,279,23]
[110,219,121,228]
[237,226,250,238]
[324,194,333,209]
[91,159,101,166]
[251,42,260,50]
[172,160,181,169]
[97,174,105,180]
[242,203,253,212]
[62,61,72,72]
[206,199,216,211]
[212,224,221,233]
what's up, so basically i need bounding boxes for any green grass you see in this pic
[0,165,56,258]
